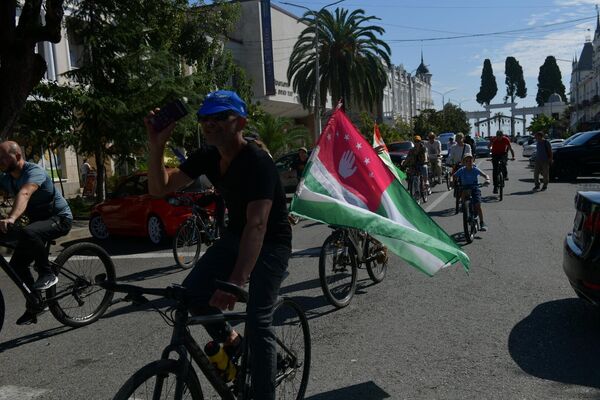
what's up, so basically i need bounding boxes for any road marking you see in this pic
[0,385,48,399]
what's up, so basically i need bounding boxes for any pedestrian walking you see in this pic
[80,158,91,187]
[533,131,553,191]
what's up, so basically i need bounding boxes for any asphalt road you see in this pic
[1,155,599,399]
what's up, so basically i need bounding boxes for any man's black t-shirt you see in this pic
[179,142,292,248]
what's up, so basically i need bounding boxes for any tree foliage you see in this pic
[246,111,311,158]
[505,56,527,102]
[287,8,391,114]
[527,114,554,134]
[476,59,498,106]
[357,113,410,144]
[413,104,471,135]
[15,0,251,200]
[536,56,566,106]
[0,0,66,137]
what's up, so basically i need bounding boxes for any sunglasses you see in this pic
[197,111,237,123]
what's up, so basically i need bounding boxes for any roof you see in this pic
[416,50,430,75]
[575,42,593,71]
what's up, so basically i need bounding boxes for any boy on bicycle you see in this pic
[453,154,490,231]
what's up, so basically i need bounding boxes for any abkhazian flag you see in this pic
[291,109,470,276]
[373,124,406,180]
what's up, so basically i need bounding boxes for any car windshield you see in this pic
[476,140,489,147]
[566,131,599,146]
[563,132,584,145]
[388,142,413,152]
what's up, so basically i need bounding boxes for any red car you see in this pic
[89,172,207,244]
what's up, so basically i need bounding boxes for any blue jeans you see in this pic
[182,232,290,400]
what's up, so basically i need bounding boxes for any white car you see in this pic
[523,142,537,157]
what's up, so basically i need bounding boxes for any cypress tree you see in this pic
[476,59,498,105]
[505,56,527,103]
[536,56,566,106]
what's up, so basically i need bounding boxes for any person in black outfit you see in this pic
[292,146,308,181]
[145,90,291,400]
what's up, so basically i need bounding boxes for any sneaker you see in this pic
[493,187,498,194]
[533,185,540,191]
[504,176,509,181]
[541,185,548,191]
[32,273,58,290]
[16,306,48,325]
[480,223,488,232]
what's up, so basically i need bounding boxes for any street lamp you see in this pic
[431,88,456,108]
[281,0,346,141]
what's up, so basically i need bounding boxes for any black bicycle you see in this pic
[494,157,508,201]
[459,183,487,244]
[104,280,310,400]
[0,229,115,335]
[407,168,428,204]
[319,226,388,308]
[170,194,222,269]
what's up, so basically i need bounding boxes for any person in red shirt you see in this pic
[489,130,515,194]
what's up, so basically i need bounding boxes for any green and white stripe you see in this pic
[292,151,470,276]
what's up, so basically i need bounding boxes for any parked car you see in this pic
[517,135,532,145]
[89,172,207,244]
[475,139,491,158]
[388,141,414,167]
[563,191,600,306]
[522,142,537,157]
[551,130,600,180]
[528,141,566,166]
[438,132,455,155]
[550,138,565,145]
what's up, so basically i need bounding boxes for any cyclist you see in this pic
[145,90,291,400]
[447,132,472,180]
[402,135,430,195]
[424,132,442,184]
[489,130,515,194]
[464,134,476,160]
[453,154,490,231]
[0,141,73,325]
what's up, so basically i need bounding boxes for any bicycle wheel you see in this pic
[272,298,311,400]
[445,169,451,191]
[173,218,202,269]
[0,289,4,336]
[411,177,421,204]
[113,359,203,400]
[364,236,387,283]
[47,242,115,327]
[420,178,428,203]
[462,200,473,244]
[318,233,358,308]
[498,171,504,201]
[455,185,460,215]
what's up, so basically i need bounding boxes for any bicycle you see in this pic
[459,183,487,244]
[319,226,388,308]
[443,164,452,191]
[494,156,508,201]
[407,168,428,204]
[170,194,222,269]
[103,279,310,400]
[0,226,115,335]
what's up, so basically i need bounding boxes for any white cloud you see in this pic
[555,0,600,5]
[527,11,553,26]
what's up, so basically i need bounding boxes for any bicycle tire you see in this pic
[112,359,203,400]
[0,289,4,336]
[445,170,451,191]
[463,200,473,244]
[173,218,202,269]
[455,185,460,215]
[497,171,504,201]
[420,178,428,203]
[272,298,311,400]
[47,242,115,327]
[411,177,421,204]
[318,233,358,308]
[364,236,387,283]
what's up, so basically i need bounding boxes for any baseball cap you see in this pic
[463,153,474,161]
[414,135,422,142]
[197,90,248,118]
[299,146,308,153]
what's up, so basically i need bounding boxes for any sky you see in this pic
[274,0,600,114]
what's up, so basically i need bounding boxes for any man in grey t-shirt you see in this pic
[0,141,73,325]
[533,131,553,191]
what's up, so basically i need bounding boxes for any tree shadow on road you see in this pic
[292,247,321,258]
[428,208,455,217]
[508,298,600,390]
[306,381,391,399]
[508,190,536,196]
[0,326,75,353]
[59,237,171,255]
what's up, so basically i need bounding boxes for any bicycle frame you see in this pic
[0,254,41,307]
[331,227,383,266]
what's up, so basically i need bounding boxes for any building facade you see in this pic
[381,55,433,124]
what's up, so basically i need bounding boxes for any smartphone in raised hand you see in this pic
[151,99,189,132]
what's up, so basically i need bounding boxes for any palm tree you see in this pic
[248,113,311,157]
[287,8,391,114]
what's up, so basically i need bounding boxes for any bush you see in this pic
[67,196,94,219]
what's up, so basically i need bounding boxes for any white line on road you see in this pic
[0,386,48,400]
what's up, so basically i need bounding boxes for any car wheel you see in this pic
[89,215,109,240]
[147,215,165,244]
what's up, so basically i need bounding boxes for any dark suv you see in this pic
[551,130,600,180]
[563,191,600,305]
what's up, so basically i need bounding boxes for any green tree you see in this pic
[505,56,527,102]
[413,109,439,136]
[287,8,391,114]
[413,104,470,135]
[476,59,498,106]
[247,112,311,158]
[16,0,249,200]
[527,114,554,134]
[0,0,66,137]
[536,56,566,106]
